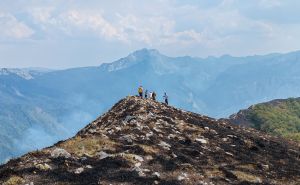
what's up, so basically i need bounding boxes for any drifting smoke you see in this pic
[3,94,106,164]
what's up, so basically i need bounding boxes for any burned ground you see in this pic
[0,96,299,185]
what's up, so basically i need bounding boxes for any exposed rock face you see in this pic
[0,96,299,185]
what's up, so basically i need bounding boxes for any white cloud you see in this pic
[29,7,54,23]
[60,10,122,40]
[116,13,209,47]
[6,1,283,47]
[1,0,300,68]
[118,14,174,44]
[0,13,34,39]
[259,0,282,8]
[27,8,124,41]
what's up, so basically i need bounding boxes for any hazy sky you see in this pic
[1,0,300,68]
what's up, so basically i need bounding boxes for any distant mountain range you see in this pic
[1,48,300,163]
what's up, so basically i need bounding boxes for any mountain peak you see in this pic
[1,96,299,184]
[100,49,164,72]
[131,48,161,57]
[0,68,34,80]
[79,95,208,136]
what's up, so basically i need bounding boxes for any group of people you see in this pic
[138,86,169,105]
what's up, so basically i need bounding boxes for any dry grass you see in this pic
[244,139,255,148]
[59,136,117,157]
[161,169,205,185]
[236,164,256,170]
[205,166,224,178]
[232,171,261,183]
[139,144,159,154]
[3,176,25,185]
[35,163,52,171]
[116,153,143,164]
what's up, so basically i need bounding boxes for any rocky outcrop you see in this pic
[0,96,299,185]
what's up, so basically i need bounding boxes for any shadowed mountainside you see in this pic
[0,96,299,185]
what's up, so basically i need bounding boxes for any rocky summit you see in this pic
[0,96,300,185]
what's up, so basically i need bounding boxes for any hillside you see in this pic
[228,98,300,142]
[2,48,300,164]
[1,96,299,185]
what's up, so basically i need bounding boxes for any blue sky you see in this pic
[0,0,300,68]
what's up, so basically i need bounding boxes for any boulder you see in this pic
[196,138,208,144]
[158,141,171,150]
[97,151,110,160]
[153,172,160,177]
[177,173,188,181]
[51,148,71,158]
[75,167,84,174]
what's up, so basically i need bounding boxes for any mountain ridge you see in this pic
[0,96,299,185]
[227,97,300,142]
[2,48,300,72]
[2,48,300,164]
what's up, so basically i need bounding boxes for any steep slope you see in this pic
[1,96,299,185]
[228,97,300,142]
[2,49,300,164]
[203,51,300,116]
[0,72,82,164]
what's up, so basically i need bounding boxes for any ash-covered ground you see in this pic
[1,96,299,185]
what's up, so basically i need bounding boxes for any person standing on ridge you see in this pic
[152,91,156,101]
[138,86,143,98]
[145,89,148,99]
[163,92,169,105]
